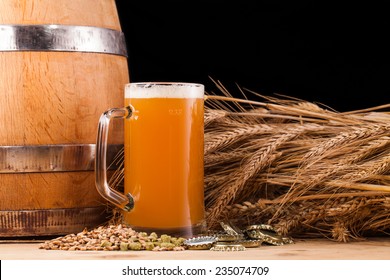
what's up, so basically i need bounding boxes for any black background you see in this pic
[115,1,389,111]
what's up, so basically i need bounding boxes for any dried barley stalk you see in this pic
[204,88,390,241]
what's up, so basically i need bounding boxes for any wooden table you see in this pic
[1,238,390,260]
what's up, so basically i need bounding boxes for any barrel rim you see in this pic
[0,24,128,57]
[0,207,110,237]
[0,144,123,173]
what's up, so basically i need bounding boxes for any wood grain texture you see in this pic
[0,173,104,209]
[0,0,129,235]
[0,52,127,145]
[0,0,121,29]
[1,238,390,260]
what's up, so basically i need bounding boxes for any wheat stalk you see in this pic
[203,87,390,241]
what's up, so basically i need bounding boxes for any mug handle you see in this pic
[95,106,134,211]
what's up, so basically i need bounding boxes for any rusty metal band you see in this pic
[0,207,108,237]
[0,144,123,173]
[0,24,128,57]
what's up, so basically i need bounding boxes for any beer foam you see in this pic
[125,83,204,98]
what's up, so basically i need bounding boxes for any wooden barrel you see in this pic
[0,0,129,236]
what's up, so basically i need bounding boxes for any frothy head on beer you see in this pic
[126,82,204,99]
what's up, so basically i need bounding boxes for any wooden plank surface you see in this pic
[1,238,390,260]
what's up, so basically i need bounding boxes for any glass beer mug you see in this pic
[95,82,205,237]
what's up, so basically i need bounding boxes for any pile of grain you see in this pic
[39,224,186,251]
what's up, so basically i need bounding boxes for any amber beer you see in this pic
[95,83,205,236]
[124,83,205,235]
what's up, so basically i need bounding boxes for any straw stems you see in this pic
[204,93,390,241]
